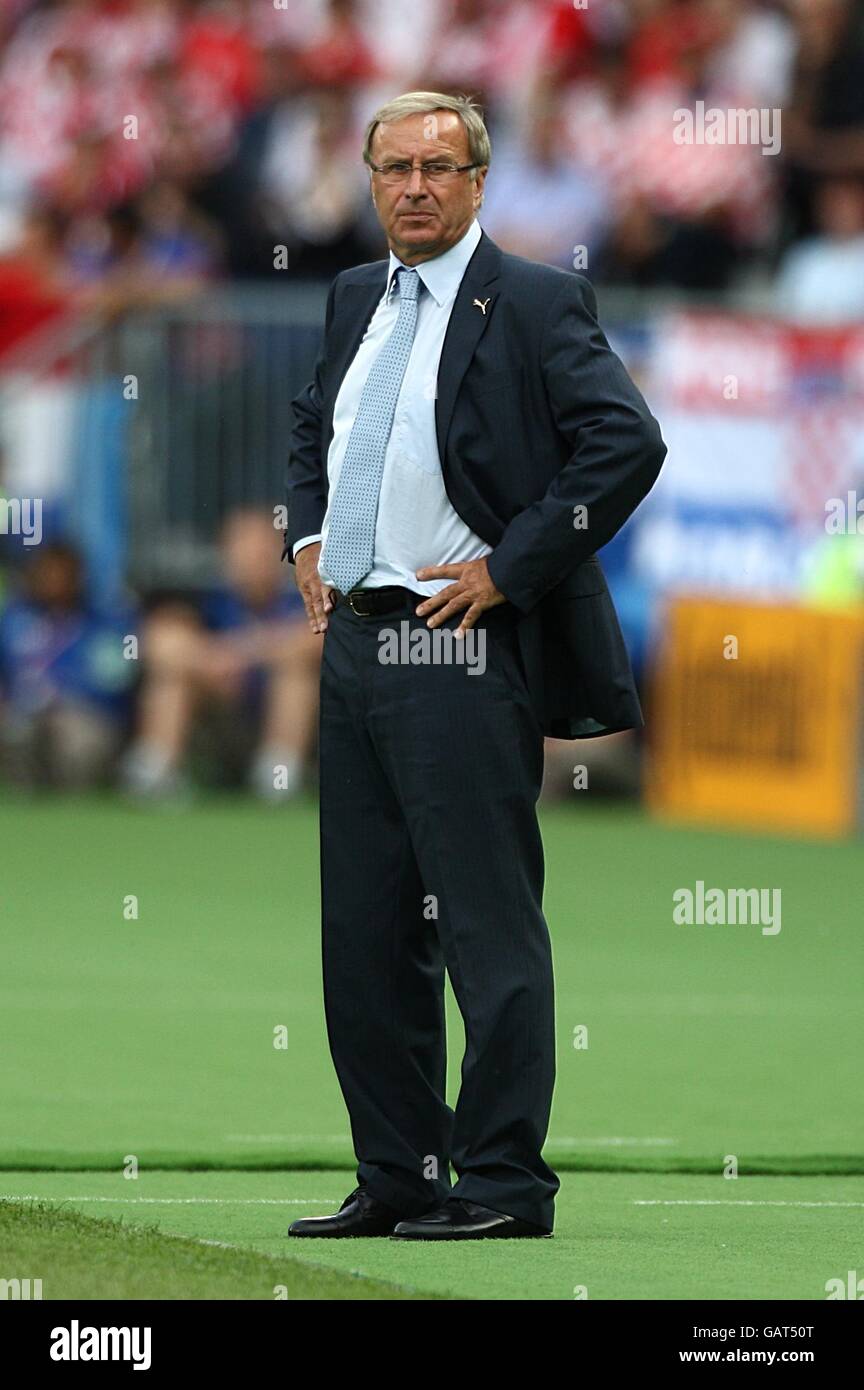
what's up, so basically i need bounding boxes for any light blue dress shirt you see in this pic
[293,218,491,596]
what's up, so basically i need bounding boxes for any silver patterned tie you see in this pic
[321,267,421,594]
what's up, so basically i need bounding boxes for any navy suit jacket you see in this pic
[285,230,667,738]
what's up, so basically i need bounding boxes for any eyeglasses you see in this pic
[367,160,480,185]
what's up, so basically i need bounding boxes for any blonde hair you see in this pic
[362,91,492,179]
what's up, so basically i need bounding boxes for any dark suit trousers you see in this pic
[318,589,560,1231]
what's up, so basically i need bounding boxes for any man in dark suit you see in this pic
[285,92,666,1241]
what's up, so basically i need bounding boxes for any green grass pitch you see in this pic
[2,1171,863,1300]
[0,796,861,1298]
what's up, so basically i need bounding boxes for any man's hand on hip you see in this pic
[414,557,506,637]
[296,542,336,634]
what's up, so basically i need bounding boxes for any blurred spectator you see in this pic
[480,90,611,269]
[0,204,73,362]
[136,178,221,276]
[65,186,222,307]
[775,176,864,320]
[121,510,320,800]
[0,205,79,522]
[298,0,377,88]
[259,88,375,276]
[704,0,796,109]
[0,541,135,788]
[179,0,262,112]
[422,0,552,114]
[782,0,864,240]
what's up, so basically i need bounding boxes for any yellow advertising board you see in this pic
[647,598,864,837]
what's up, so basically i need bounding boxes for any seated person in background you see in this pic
[122,509,319,800]
[775,178,864,323]
[0,543,134,789]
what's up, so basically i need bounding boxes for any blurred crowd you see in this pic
[1,0,864,351]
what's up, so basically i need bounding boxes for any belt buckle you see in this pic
[346,590,373,617]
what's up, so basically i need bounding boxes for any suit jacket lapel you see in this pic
[322,232,503,463]
[435,231,502,461]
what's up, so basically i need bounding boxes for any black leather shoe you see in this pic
[288,1186,404,1238]
[391,1198,552,1240]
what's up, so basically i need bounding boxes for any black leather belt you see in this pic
[338,586,421,618]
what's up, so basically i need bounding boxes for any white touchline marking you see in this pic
[225,1134,350,1143]
[190,1237,255,1251]
[634,1200,864,1208]
[552,1137,678,1147]
[0,1195,339,1205]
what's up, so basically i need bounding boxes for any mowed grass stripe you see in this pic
[2,1151,861,1175]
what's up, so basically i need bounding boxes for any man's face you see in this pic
[368,111,486,265]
